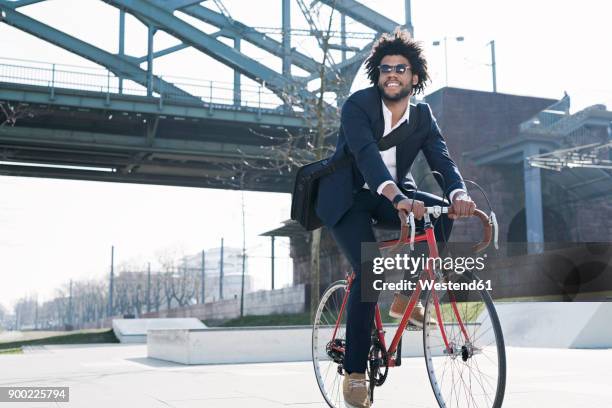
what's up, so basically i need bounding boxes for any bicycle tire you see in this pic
[423,270,506,408]
[312,279,349,408]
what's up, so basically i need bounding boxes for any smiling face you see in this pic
[377,54,419,102]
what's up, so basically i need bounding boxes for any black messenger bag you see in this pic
[290,104,422,231]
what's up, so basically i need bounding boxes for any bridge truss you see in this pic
[0,0,411,191]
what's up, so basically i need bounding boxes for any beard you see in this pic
[378,82,412,102]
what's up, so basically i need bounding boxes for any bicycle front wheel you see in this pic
[312,279,349,408]
[423,271,506,408]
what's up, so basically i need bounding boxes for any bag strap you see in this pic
[377,104,420,151]
[309,103,423,179]
[309,155,352,179]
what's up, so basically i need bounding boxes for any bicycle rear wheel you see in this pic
[312,279,349,408]
[423,270,506,408]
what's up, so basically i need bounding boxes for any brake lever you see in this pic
[490,211,499,249]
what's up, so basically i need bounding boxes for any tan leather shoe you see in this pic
[343,372,370,408]
[389,292,410,319]
[389,292,437,328]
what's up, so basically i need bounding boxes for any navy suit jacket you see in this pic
[315,86,466,227]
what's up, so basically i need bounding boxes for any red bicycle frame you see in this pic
[331,220,472,367]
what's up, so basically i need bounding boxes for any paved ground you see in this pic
[0,344,610,407]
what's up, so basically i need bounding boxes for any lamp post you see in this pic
[108,245,114,317]
[219,238,224,300]
[404,0,414,38]
[432,36,464,87]
[488,40,497,92]
[200,250,205,304]
[146,262,151,313]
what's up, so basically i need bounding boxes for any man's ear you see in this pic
[412,74,419,86]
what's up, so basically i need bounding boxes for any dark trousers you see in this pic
[330,189,453,374]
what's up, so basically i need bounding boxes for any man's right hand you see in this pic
[396,198,425,220]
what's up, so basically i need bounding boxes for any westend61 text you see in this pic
[372,279,493,292]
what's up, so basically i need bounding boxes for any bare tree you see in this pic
[228,2,350,319]
[73,279,109,326]
[152,271,163,312]
[50,288,68,329]
[162,271,174,310]
[0,101,36,127]
[157,250,178,310]
[170,260,198,307]
[18,295,41,330]
[155,246,199,309]
[0,304,6,329]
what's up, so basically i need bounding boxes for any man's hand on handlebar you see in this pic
[396,198,425,220]
[449,191,476,220]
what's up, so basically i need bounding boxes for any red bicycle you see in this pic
[312,206,506,408]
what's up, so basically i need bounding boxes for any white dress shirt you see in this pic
[365,100,465,202]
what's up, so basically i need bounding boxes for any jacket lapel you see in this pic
[395,105,419,183]
[374,117,384,141]
[374,97,385,141]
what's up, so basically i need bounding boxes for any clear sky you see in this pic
[1,0,611,311]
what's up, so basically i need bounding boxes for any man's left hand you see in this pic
[449,192,476,219]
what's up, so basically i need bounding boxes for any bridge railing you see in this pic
[0,57,285,112]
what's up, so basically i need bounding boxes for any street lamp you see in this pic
[432,36,464,87]
[488,40,497,92]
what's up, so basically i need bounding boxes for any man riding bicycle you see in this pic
[315,28,476,408]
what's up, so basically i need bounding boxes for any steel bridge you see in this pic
[0,0,411,192]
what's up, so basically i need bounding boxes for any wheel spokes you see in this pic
[423,273,505,408]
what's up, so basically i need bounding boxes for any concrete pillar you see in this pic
[523,144,544,253]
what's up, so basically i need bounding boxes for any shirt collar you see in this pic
[381,99,411,130]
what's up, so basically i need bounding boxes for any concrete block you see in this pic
[147,325,448,365]
[491,302,612,348]
[112,318,206,343]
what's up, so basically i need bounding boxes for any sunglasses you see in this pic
[378,64,411,74]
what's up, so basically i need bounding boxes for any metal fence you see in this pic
[0,57,284,111]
